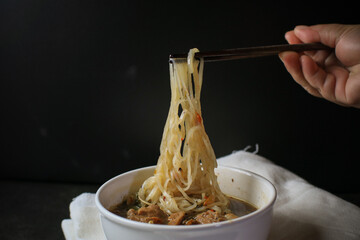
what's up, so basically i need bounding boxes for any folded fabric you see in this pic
[62,193,106,240]
[218,150,360,240]
[62,150,360,240]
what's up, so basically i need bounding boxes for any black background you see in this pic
[1,1,359,198]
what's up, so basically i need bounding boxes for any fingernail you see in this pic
[294,25,309,35]
[284,32,291,42]
[279,52,285,62]
[295,25,308,30]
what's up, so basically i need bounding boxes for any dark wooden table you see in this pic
[1,180,359,240]
[0,180,99,240]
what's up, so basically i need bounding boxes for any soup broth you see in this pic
[109,195,257,225]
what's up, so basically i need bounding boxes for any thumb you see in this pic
[294,24,360,66]
[294,24,349,48]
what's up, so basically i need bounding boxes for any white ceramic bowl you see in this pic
[95,166,276,240]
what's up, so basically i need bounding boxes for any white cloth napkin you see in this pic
[62,193,106,240]
[218,150,360,240]
[61,150,360,240]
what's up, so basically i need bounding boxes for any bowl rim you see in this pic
[95,165,277,231]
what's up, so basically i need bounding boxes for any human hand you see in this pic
[279,24,360,108]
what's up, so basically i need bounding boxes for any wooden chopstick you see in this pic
[169,43,332,62]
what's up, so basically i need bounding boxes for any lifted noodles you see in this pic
[138,49,229,215]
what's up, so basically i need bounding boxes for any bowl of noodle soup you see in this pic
[96,165,276,240]
[95,49,276,239]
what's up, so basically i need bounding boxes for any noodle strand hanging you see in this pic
[138,48,229,215]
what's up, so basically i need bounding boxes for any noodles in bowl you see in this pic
[96,166,276,240]
[95,48,277,239]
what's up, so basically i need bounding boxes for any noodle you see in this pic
[138,48,229,215]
